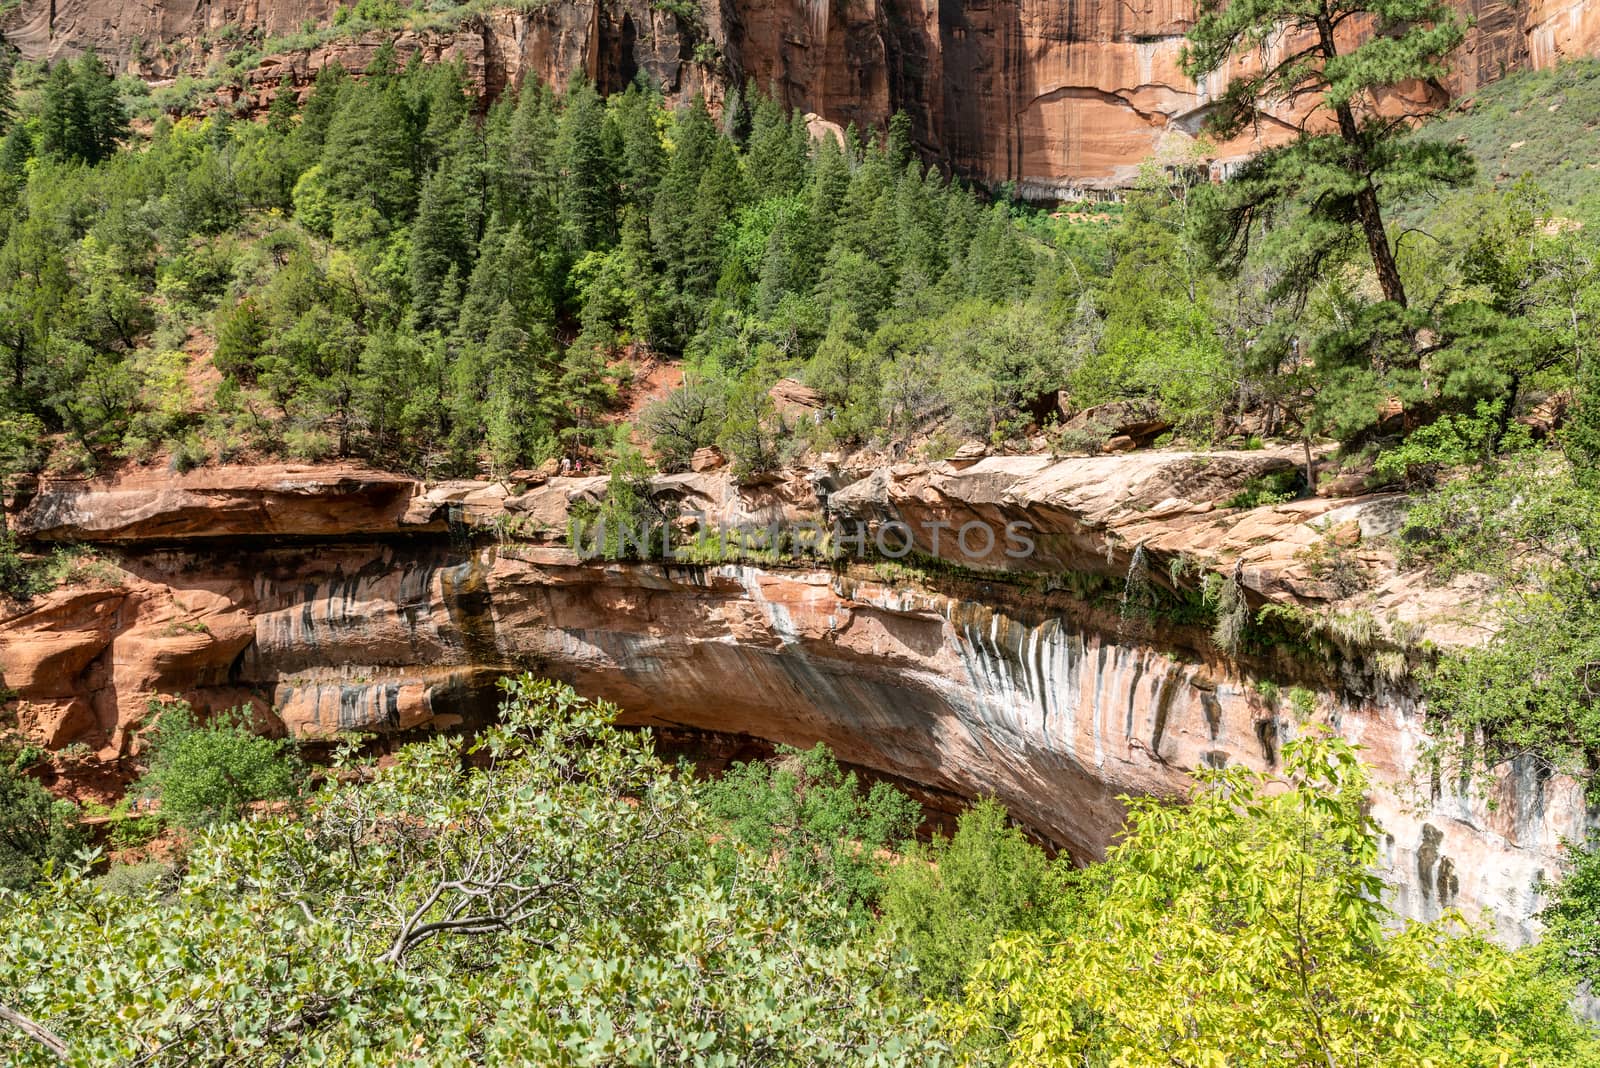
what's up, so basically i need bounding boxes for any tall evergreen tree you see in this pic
[554,80,617,254]
[410,160,472,329]
[37,62,90,164]
[745,92,806,196]
[489,82,561,248]
[683,138,744,297]
[650,98,718,281]
[1182,0,1474,307]
[318,78,418,238]
[297,63,348,156]
[0,50,16,136]
[267,75,299,136]
[611,82,665,213]
[411,59,471,175]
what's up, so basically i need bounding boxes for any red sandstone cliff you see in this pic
[6,0,1599,189]
[0,454,1560,945]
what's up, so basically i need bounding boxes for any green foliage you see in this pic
[37,53,128,165]
[1203,567,1249,655]
[1224,468,1299,508]
[717,377,783,482]
[1411,59,1600,223]
[948,733,1600,1067]
[642,379,725,471]
[702,743,921,928]
[135,700,299,827]
[0,529,37,599]
[1183,0,1472,307]
[0,677,945,1065]
[1374,398,1528,486]
[0,64,1298,481]
[0,761,83,891]
[1400,442,1600,790]
[570,443,671,559]
[1,44,1582,484]
[879,798,1057,1000]
[1539,833,1600,992]
[93,860,173,898]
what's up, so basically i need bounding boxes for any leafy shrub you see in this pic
[0,761,84,890]
[94,860,172,898]
[642,380,725,471]
[1225,469,1300,509]
[880,798,1058,998]
[135,700,299,827]
[702,743,920,927]
[569,446,672,560]
[0,677,945,1064]
[0,530,40,601]
[951,734,1600,1067]
[1373,399,1525,487]
[1402,454,1600,792]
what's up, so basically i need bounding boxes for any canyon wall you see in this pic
[7,0,1600,190]
[0,455,1579,945]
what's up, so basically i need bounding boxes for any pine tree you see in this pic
[0,124,31,181]
[456,217,560,345]
[683,138,744,297]
[412,59,470,174]
[556,326,616,457]
[554,79,617,254]
[75,52,128,164]
[885,111,914,171]
[807,307,879,443]
[479,301,553,475]
[0,50,16,135]
[745,92,806,196]
[215,297,270,382]
[297,63,347,156]
[318,78,418,237]
[1182,0,1474,307]
[37,62,90,163]
[267,75,299,136]
[367,39,400,83]
[802,133,850,262]
[357,328,442,467]
[892,160,944,297]
[650,97,718,279]
[611,82,665,213]
[410,161,471,328]
[755,213,805,316]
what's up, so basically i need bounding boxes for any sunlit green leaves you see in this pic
[948,733,1600,1067]
[0,678,945,1066]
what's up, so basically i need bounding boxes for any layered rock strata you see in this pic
[0,453,1576,943]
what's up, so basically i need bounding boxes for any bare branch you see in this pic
[0,1003,70,1062]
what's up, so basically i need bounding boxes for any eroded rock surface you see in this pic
[0,454,1575,943]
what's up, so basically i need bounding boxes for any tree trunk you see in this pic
[1319,15,1408,309]
[1332,101,1407,307]
[1354,181,1406,307]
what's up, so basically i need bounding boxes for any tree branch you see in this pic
[0,1003,70,1062]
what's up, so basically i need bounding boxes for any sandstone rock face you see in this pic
[3,0,722,113]
[0,455,1578,945]
[6,0,1597,189]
